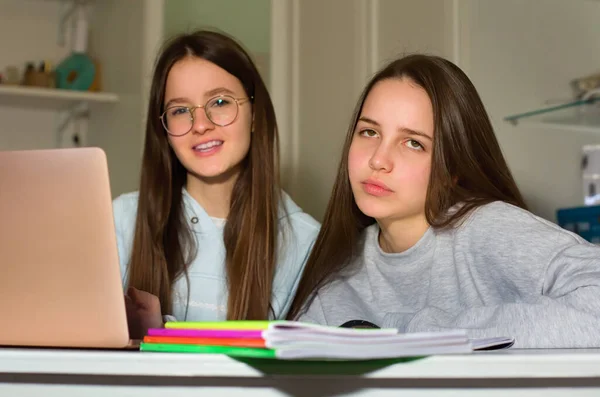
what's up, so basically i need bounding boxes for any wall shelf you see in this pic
[504,91,600,133]
[0,85,118,111]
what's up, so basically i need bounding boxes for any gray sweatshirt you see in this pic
[299,201,600,348]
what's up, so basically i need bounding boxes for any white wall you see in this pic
[163,0,271,85]
[377,0,455,66]
[459,0,600,221]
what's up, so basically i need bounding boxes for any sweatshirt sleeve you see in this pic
[403,203,600,348]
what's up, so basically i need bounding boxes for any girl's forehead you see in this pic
[359,80,434,135]
[165,57,245,98]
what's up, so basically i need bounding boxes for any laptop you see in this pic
[0,147,131,349]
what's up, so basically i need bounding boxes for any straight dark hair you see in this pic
[287,54,527,320]
[127,30,280,320]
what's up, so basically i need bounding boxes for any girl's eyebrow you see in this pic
[164,87,237,108]
[398,127,432,141]
[358,116,432,141]
[358,116,380,126]
[164,97,191,108]
[204,87,236,97]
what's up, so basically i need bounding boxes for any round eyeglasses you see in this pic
[160,95,252,137]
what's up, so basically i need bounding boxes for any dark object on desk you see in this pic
[340,320,381,329]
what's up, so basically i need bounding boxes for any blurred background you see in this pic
[1,0,599,239]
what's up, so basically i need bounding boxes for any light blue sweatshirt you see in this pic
[113,189,320,321]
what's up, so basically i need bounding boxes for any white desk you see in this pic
[1,348,600,396]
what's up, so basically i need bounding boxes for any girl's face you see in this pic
[163,57,253,182]
[348,78,434,226]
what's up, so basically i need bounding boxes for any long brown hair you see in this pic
[287,54,526,320]
[127,30,280,320]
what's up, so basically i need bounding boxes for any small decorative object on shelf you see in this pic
[3,66,20,86]
[22,61,56,89]
[572,71,600,99]
[55,4,96,92]
[582,144,600,206]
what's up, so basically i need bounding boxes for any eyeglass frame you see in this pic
[159,94,254,137]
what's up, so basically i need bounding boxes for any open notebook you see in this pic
[140,321,514,360]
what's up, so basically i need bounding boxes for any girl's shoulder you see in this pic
[454,200,586,249]
[278,191,321,234]
[112,191,140,228]
[112,191,140,210]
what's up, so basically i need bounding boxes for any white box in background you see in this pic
[582,145,600,206]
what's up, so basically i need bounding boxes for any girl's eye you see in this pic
[405,139,424,151]
[169,107,190,117]
[359,129,378,138]
[210,98,232,108]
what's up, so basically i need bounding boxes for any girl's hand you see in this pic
[124,287,163,339]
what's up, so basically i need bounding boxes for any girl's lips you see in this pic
[361,178,393,197]
[192,141,223,157]
[362,182,393,197]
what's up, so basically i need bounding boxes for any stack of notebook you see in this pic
[140,321,514,360]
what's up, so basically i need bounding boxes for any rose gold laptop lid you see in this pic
[0,147,129,348]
